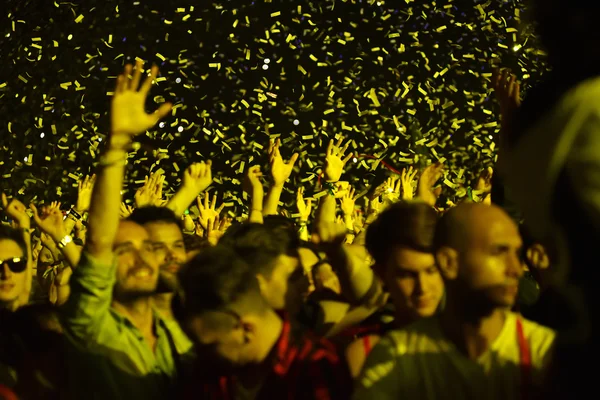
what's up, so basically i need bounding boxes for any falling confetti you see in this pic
[0,0,548,213]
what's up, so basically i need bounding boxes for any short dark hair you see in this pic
[127,206,183,230]
[174,245,264,322]
[0,225,28,259]
[366,201,438,265]
[218,222,299,277]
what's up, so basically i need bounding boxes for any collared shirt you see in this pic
[189,316,351,400]
[60,252,193,400]
[353,312,555,400]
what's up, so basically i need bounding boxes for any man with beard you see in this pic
[59,59,191,399]
[128,207,189,320]
[174,244,351,399]
[354,203,555,400]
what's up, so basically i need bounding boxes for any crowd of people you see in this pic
[0,0,596,398]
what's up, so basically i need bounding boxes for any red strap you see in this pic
[516,319,531,400]
[362,335,372,356]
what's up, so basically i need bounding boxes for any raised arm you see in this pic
[167,161,213,217]
[87,60,171,263]
[263,138,298,216]
[61,59,171,343]
[245,165,265,224]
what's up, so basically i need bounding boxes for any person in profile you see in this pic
[354,203,555,400]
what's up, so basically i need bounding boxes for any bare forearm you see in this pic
[166,186,197,217]
[263,184,283,216]
[317,194,336,224]
[249,188,264,223]
[86,143,127,262]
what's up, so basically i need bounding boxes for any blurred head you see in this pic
[0,226,29,309]
[366,202,444,321]
[112,220,160,301]
[128,207,186,290]
[434,203,523,315]
[219,222,307,315]
[174,245,274,373]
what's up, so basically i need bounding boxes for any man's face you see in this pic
[112,221,160,299]
[383,247,444,319]
[458,215,523,308]
[0,239,27,306]
[184,313,256,373]
[144,222,186,288]
[260,255,308,315]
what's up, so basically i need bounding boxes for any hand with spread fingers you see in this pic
[196,193,225,230]
[119,203,135,219]
[400,166,419,200]
[269,138,299,187]
[296,187,313,222]
[135,172,164,208]
[324,137,353,183]
[206,215,228,246]
[30,204,67,243]
[340,186,357,217]
[111,59,172,138]
[75,175,96,214]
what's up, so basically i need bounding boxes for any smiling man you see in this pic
[59,60,192,400]
[128,206,188,320]
[354,203,555,400]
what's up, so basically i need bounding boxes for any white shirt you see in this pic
[353,312,555,400]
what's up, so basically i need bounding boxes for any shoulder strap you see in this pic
[516,318,531,400]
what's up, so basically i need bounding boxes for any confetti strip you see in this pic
[0,0,547,212]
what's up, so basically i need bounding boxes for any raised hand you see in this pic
[119,202,135,219]
[417,162,444,207]
[324,137,353,182]
[111,59,172,137]
[296,187,313,222]
[491,69,521,147]
[135,172,164,208]
[269,138,299,187]
[382,176,401,203]
[206,215,227,246]
[2,194,31,229]
[75,174,96,213]
[475,167,494,194]
[492,69,521,119]
[245,165,264,194]
[30,204,67,242]
[400,166,419,200]
[340,186,357,217]
[183,161,213,194]
[196,193,225,230]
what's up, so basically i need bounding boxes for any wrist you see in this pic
[51,230,69,244]
[271,182,285,190]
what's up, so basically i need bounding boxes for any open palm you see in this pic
[111,60,172,137]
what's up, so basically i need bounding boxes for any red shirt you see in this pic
[186,317,352,400]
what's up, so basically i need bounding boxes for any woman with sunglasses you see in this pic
[0,226,29,312]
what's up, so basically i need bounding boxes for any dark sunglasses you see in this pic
[0,257,27,273]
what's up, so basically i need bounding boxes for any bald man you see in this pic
[354,203,555,400]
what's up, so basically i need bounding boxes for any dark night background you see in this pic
[0,0,547,216]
